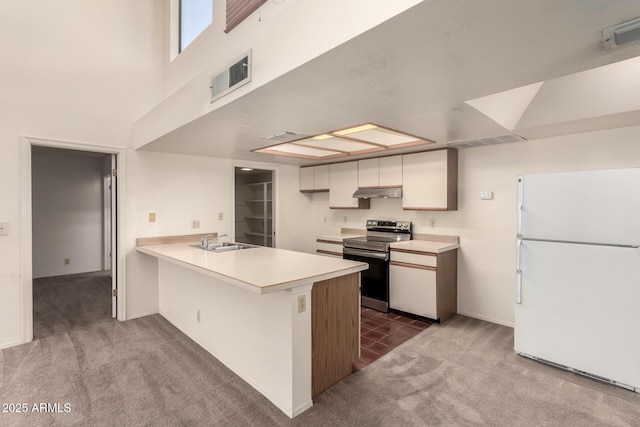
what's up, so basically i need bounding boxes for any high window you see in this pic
[180,0,213,52]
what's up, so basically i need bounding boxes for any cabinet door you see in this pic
[313,165,330,190]
[330,162,368,209]
[402,149,457,210]
[379,155,402,187]
[358,158,379,188]
[299,167,314,192]
[389,264,437,319]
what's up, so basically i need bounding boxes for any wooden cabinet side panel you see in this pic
[311,273,360,397]
[447,149,458,210]
[436,249,458,322]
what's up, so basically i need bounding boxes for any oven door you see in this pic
[343,248,389,312]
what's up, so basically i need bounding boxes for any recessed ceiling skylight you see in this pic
[254,122,434,160]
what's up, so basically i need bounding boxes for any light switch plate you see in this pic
[149,212,156,222]
[0,221,8,236]
[480,191,494,200]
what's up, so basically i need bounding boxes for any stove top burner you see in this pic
[343,219,412,252]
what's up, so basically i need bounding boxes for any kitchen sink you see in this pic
[191,242,257,252]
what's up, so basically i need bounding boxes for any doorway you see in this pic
[234,167,275,247]
[29,145,118,339]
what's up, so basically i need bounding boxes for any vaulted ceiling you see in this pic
[139,0,640,165]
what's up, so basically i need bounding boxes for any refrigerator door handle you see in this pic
[516,238,523,304]
[516,177,523,235]
[521,237,640,249]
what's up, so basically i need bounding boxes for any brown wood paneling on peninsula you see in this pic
[311,272,360,397]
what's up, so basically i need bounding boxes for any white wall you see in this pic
[0,0,163,348]
[124,150,312,319]
[31,151,106,278]
[308,125,640,327]
[135,0,421,146]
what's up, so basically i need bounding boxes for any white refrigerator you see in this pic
[515,168,640,393]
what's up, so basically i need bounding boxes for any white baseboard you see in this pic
[456,310,514,328]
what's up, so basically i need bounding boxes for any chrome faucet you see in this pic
[200,234,214,249]
[200,234,229,249]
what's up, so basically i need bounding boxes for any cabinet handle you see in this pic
[390,261,436,271]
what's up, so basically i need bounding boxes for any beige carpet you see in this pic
[32,272,112,339]
[2,308,639,425]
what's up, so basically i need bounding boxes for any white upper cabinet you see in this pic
[299,167,314,191]
[330,161,370,209]
[358,155,402,188]
[299,165,329,192]
[313,165,329,190]
[357,158,379,188]
[379,155,402,187]
[402,149,457,210]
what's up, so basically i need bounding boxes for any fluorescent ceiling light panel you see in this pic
[255,143,344,160]
[343,128,419,146]
[334,123,379,135]
[466,82,543,130]
[253,122,435,161]
[297,137,381,153]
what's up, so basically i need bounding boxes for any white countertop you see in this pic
[390,240,459,254]
[136,242,368,294]
[316,233,363,242]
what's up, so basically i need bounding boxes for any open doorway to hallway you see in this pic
[30,147,117,338]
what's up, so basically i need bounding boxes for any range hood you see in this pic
[352,187,402,199]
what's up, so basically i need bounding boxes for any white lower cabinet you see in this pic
[390,264,437,319]
[389,248,458,322]
[316,238,343,258]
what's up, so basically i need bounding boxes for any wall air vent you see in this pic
[447,133,526,149]
[210,50,252,103]
[603,17,640,49]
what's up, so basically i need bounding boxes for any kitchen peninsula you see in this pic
[136,237,367,418]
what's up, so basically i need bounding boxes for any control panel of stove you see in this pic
[365,219,411,232]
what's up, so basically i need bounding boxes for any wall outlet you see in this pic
[0,221,8,236]
[64,258,70,265]
[218,212,224,221]
[480,191,494,200]
[197,309,201,323]
[297,295,306,313]
[148,212,156,223]
[323,216,327,223]
[343,215,348,223]
[430,219,436,228]
[191,219,200,229]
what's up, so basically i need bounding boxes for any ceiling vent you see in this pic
[603,17,640,49]
[447,133,526,149]
[210,50,252,103]
[262,131,303,142]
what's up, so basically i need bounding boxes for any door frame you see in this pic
[21,136,127,343]
[231,161,278,247]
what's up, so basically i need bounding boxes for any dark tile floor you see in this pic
[354,307,432,371]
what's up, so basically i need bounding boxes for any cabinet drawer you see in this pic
[316,240,343,256]
[390,250,437,268]
[389,265,437,319]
